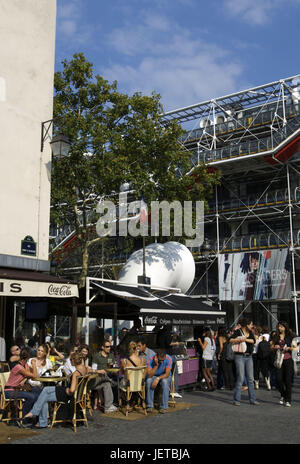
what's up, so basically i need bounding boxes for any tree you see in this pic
[50,53,219,287]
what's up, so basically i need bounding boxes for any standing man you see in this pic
[91,340,117,413]
[146,349,172,414]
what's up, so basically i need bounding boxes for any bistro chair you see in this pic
[0,372,24,423]
[50,374,91,432]
[0,362,10,373]
[119,366,147,417]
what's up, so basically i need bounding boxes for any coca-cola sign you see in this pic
[143,313,226,326]
[48,284,72,297]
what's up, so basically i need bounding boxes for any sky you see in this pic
[55,0,300,115]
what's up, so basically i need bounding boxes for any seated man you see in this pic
[8,344,21,369]
[91,340,117,413]
[146,349,172,414]
[136,337,156,364]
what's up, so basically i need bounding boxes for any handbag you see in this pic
[232,329,247,353]
[274,349,284,369]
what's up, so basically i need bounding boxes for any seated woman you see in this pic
[121,341,146,370]
[78,344,90,366]
[120,341,146,392]
[24,351,91,428]
[28,344,53,388]
[45,342,65,366]
[4,348,42,424]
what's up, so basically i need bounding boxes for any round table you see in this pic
[34,376,70,387]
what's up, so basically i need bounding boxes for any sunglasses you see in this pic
[104,345,111,348]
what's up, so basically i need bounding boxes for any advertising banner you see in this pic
[218,249,291,301]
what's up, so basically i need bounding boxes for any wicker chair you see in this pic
[0,372,24,423]
[50,374,91,432]
[119,366,147,417]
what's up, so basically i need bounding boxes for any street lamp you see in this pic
[202,238,210,300]
[50,133,71,158]
[41,119,71,157]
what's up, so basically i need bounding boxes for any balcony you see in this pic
[207,186,300,214]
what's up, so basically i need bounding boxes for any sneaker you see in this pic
[173,392,182,398]
[285,402,291,407]
[146,407,153,413]
[250,401,260,406]
[279,397,285,405]
[159,409,167,414]
[233,401,241,406]
[105,405,118,413]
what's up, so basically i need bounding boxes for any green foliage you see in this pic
[50,53,220,285]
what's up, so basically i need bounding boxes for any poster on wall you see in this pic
[218,249,291,301]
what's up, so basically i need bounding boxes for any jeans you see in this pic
[233,355,256,403]
[30,386,57,427]
[5,387,41,418]
[146,376,171,410]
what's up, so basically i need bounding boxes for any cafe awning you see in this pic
[0,267,78,298]
[90,279,226,326]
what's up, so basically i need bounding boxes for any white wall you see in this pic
[0,0,56,270]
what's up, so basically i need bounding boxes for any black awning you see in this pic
[90,280,226,326]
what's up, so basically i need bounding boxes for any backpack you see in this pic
[257,339,271,360]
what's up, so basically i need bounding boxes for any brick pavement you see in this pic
[9,377,300,445]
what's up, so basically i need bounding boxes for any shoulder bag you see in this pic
[232,329,247,353]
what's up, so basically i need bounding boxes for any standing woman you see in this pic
[229,317,259,406]
[198,328,216,391]
[270,321,296,407]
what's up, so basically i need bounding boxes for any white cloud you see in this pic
[56,0,93,45]
[222,0,296,25]
[103,13,246,112]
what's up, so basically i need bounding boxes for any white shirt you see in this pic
[64,357,76,376]
[28,358,53,387]
[203,337,215,360]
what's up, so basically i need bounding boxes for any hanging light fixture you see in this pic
[50,133,71,158]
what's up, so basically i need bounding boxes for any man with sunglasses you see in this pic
[91,340,117,413]
[8,345,21,369]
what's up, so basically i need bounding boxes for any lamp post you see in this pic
[202,238,210,301]
[41,119,71,157]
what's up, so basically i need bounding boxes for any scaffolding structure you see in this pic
[162,75,300,333]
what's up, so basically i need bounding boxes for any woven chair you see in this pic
[119,366,147,417]
[0,372,24,423]
[0,362,10,373]
[50,374,91,432]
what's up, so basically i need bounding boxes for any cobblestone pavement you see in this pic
[10,377,300,445]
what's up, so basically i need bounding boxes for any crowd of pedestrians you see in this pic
[199,318,298,407]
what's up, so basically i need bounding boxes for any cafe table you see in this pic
[34,375,70,387]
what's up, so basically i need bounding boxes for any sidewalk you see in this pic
[9,377,300,445]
